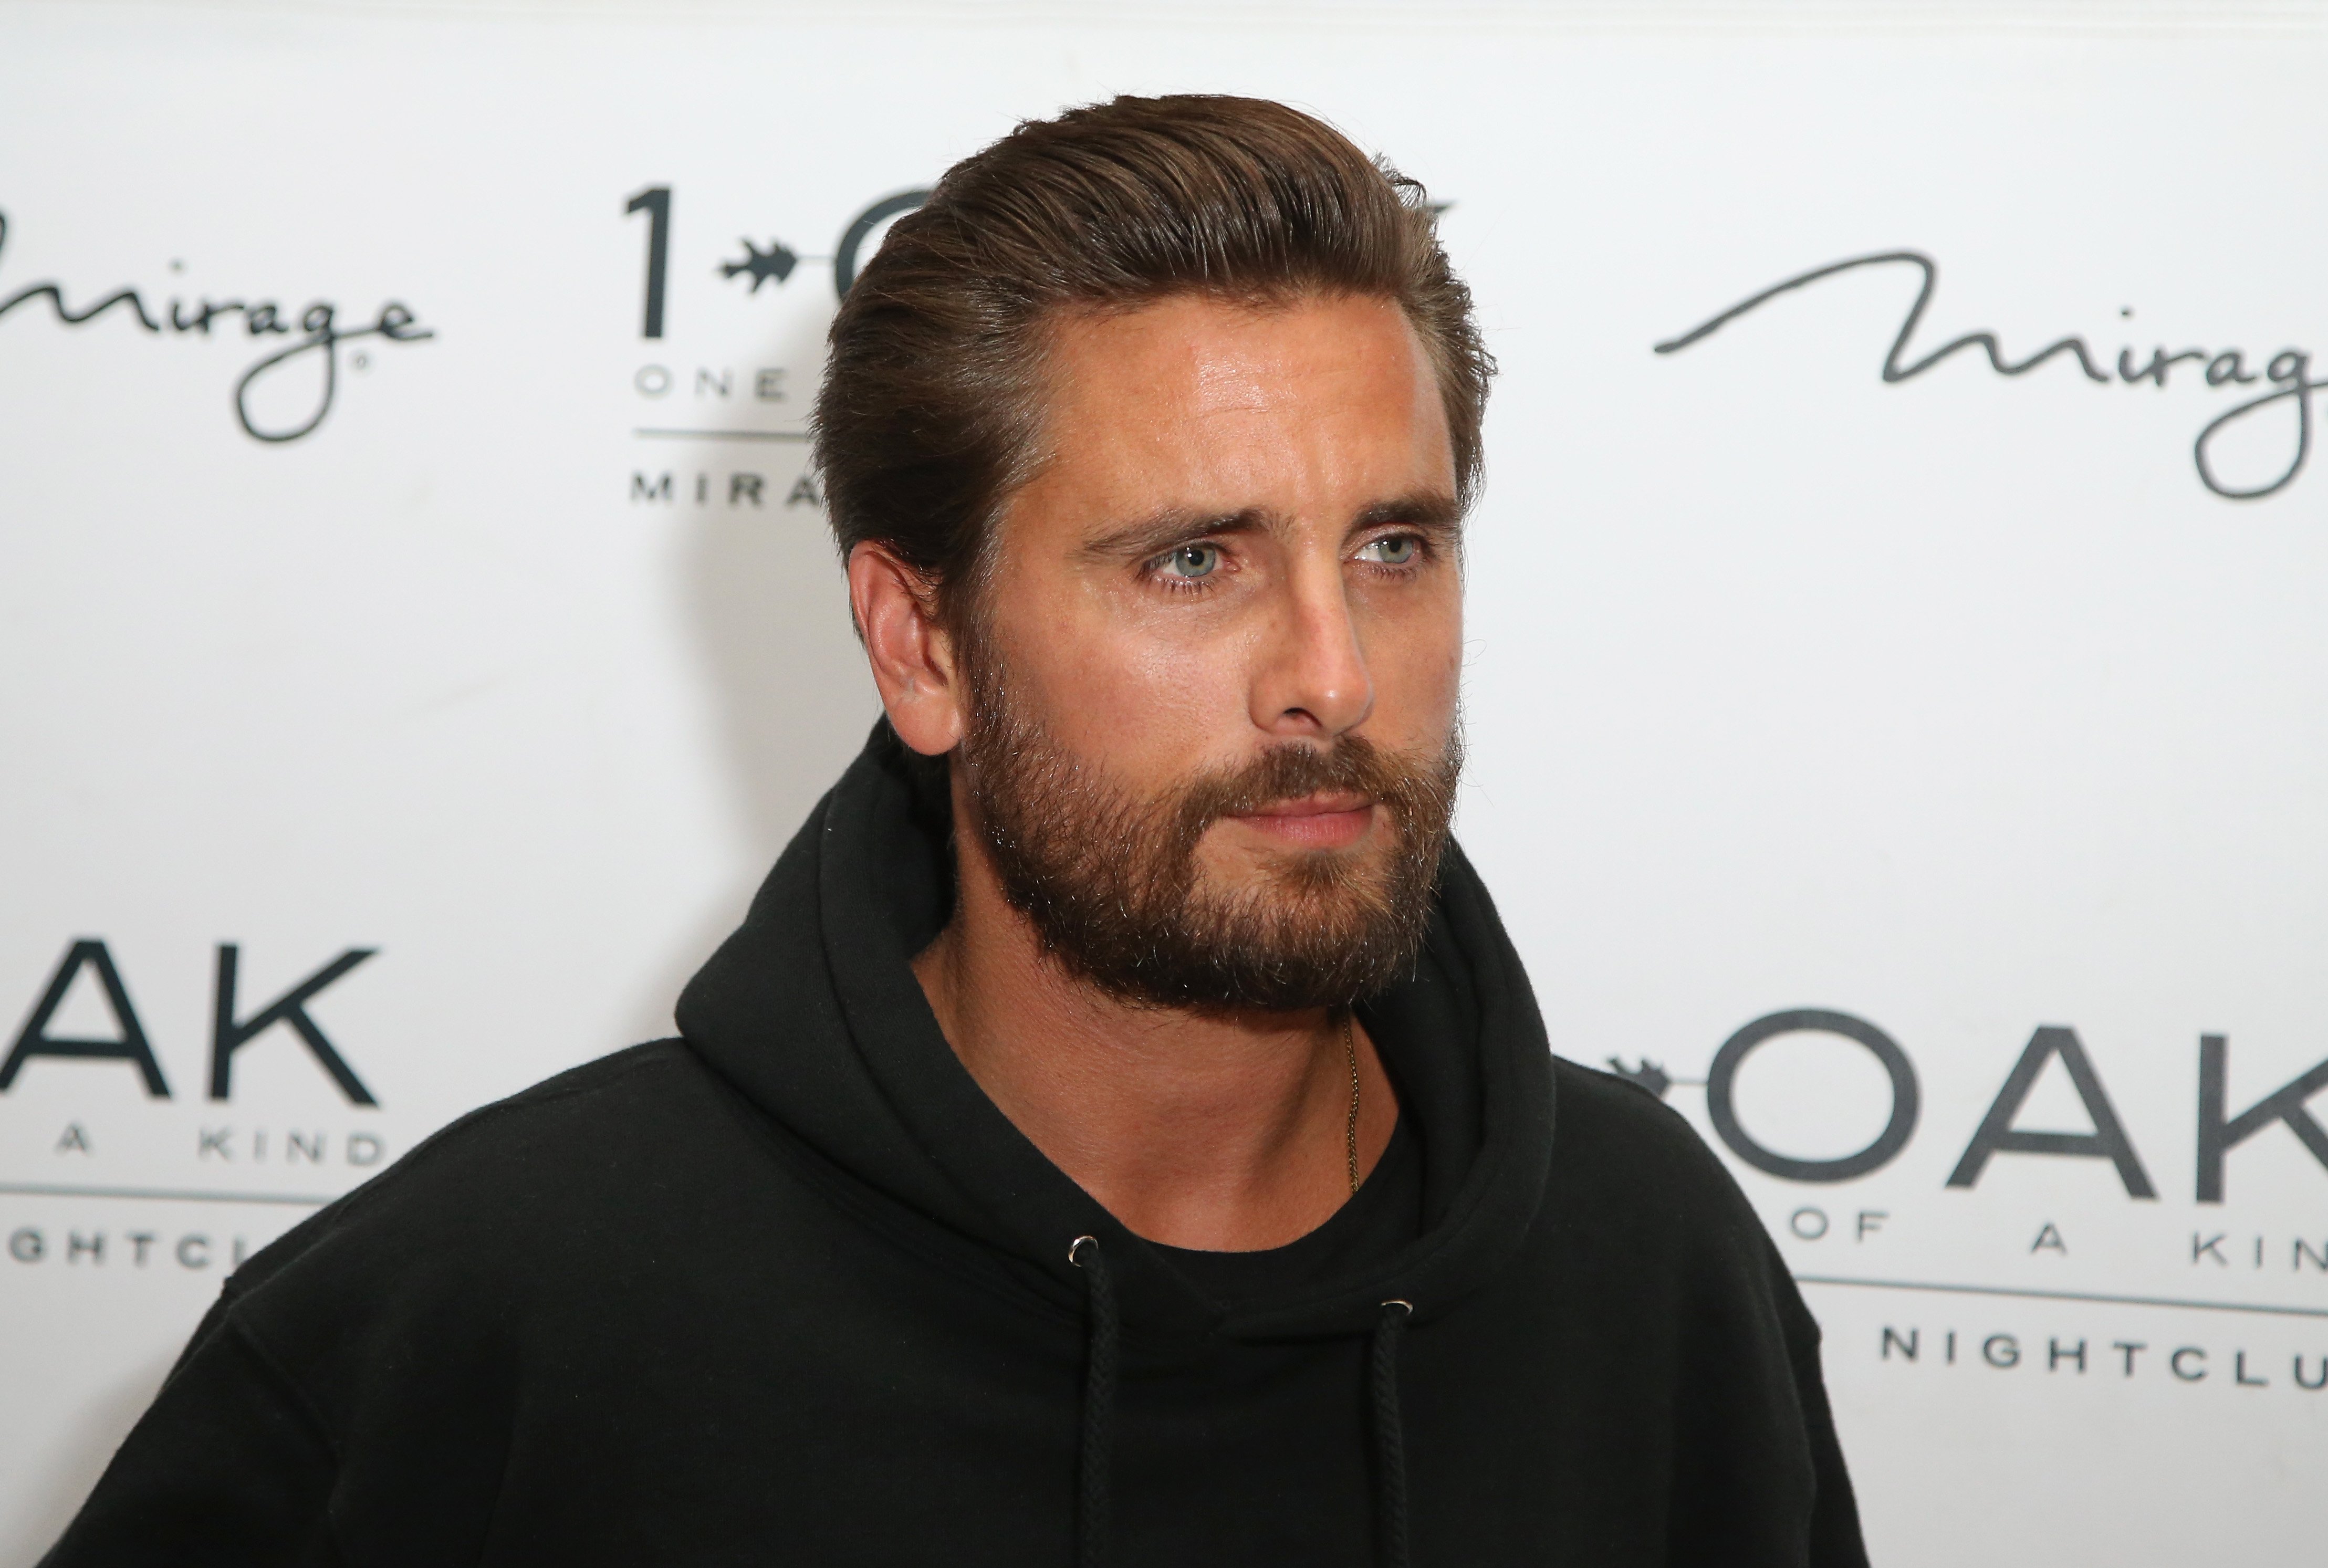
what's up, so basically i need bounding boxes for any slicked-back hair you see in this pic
[812,93,1494,624]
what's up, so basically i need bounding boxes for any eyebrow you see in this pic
[1077,490,1463,565]
[1077,507,1273,564]
[1350,490,1462,536]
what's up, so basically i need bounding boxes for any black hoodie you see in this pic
[44,725,1868,1567]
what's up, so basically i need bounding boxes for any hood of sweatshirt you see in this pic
[675,721,1556,1343]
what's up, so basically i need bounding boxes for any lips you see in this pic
[1238,790,1373,818]
[1226,792,1377,849]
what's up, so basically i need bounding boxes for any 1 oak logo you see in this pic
[1,939,378,1104]
[621,185,924,513]
[0,208,434,443]
[622,184,930,336]
[1617,1008,2328,1204]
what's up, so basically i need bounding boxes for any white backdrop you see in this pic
[4,2,2325,1562]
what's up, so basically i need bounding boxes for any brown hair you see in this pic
[813,93,1493,623]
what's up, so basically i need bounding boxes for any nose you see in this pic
[1249,557,1374,739]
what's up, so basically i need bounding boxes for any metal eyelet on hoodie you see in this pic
[1067,1239,1419,1568]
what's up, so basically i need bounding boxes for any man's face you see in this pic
[956,290,1466,1009]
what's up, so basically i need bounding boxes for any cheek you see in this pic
[1003,603,1259,767]
[1369,591,1465,738]
[1109,634,1262,764]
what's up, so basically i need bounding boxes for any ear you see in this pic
[848,541,966,757]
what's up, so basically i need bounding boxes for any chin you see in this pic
[1208,839,1390,904]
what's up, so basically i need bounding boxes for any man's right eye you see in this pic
[1156,542,1223,580]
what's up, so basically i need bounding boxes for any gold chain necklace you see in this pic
[1342,1010,1361,1198]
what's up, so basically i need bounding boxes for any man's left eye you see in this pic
[1357,535,1419,566]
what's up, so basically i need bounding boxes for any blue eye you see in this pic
[1158,542,1222,579]
[1360,534,1419,566]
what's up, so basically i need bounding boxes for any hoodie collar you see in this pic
[677,722,1556,1340]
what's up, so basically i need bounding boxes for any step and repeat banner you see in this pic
[3,2,2323,1562]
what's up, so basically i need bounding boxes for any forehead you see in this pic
[1019,291,1453,517]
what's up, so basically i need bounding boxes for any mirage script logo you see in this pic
[0,209,434,443]
[1657,251,2322,501]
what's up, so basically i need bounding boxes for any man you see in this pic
[47,96,1866,1566]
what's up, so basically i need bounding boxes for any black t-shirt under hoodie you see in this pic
[43,723,1870,1568]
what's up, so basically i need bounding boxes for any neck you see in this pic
[912,824,1399,1252]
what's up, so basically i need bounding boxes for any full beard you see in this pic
[956,654,1462,1012]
